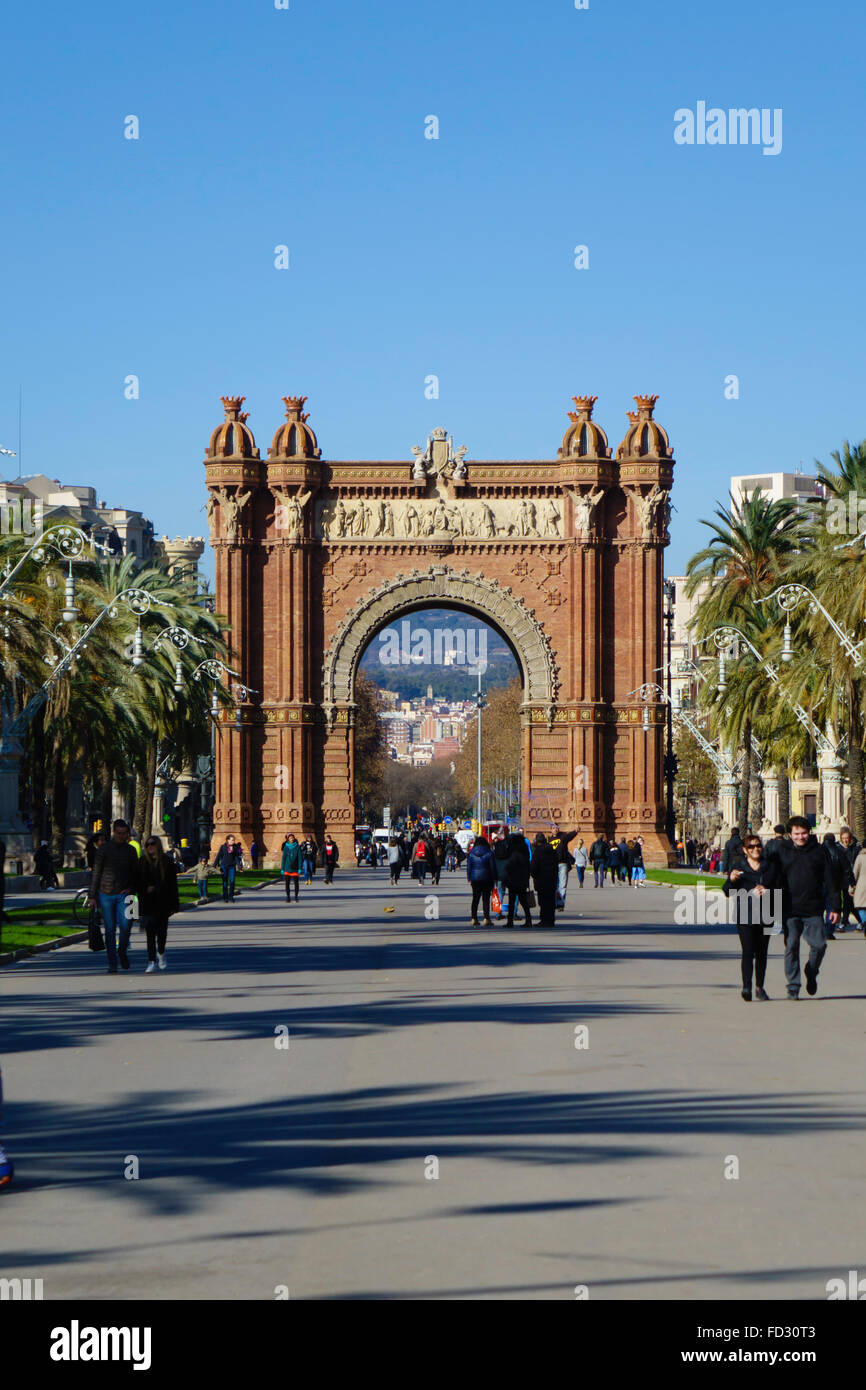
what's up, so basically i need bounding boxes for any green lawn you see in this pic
[1,870,279,958]
[645,868,724,887]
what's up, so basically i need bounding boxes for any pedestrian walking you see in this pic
[549,825,577,909]
[629,837,646,887]
[85,831,105,872]
[250,839,261,870]
[387,837,403,885]
[608,841,622,886]
[720,828,743,874]
[300,836,318,885]
[214,834,243,902]
[530,833,559,928]
[821,833,848,938]
[617,837,630,883]
[139,836,180,972]
[503,831,533,928]
[836,827,859,929]
[88,819,139,974]
[775,816,841,999]
[493,831,510,917]
[722,834,780,1000]
[281,832,301,902]
[322,834,339,883]
[850,842,866,931]
[194,856,212,902]
[572,839,587,887]
[466,833,496,926]
[34,840,59,891]
[411,837,429,883]
[590,834,608,888]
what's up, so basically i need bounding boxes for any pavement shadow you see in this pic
[6,1082,864,1222]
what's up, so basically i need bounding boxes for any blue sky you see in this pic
[2,0,864,576]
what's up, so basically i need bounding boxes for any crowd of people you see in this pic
[365,825,650,927]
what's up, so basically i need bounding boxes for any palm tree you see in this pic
[686,491,808,833]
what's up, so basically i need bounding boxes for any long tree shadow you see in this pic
[0,984,677,1052]
[6,1083,865,1223]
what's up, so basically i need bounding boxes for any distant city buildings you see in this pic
[0,472,157,557]
[377,690,476,765]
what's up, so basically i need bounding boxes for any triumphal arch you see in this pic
[203,393,676,864]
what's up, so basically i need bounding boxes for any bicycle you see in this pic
[73,889,101,929]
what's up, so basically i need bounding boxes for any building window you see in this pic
[803,793,817,828]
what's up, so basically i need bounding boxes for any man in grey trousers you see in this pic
[774,817,840,999]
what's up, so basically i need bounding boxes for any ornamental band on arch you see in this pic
[203,393,676,864]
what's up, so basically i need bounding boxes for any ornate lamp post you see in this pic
[756,584,864,833]
[189,659,257,853]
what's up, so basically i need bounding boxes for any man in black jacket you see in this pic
[775,817,841,999]
[721,829,743,874]
[589,835,608,888]
[89,819,140,973]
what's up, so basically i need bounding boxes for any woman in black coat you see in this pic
[721,834,780,1000]
[138,837,181,973]
[530,833,559,928]
[503,833,533,928]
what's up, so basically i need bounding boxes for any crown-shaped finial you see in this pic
[633,394,659,416]
[220,395,246,418]
[571,395,597,416]
[282,395,308,421]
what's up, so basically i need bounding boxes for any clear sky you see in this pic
[2,0,864,576]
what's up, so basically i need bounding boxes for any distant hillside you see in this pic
[360,607,519,699]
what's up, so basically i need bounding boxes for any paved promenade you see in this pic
[2,869,865,1300]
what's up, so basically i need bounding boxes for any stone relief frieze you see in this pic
[317,495,563,541]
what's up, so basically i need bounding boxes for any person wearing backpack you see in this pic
[589,835,609,888]
[281,832,302,902]
[466,834,496,926]
[411,836,429,883]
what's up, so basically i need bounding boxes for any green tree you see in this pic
[687,490,807,834]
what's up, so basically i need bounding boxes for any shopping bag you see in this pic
[88,910,105,952]
[490,886,502,915]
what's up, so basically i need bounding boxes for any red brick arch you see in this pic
[204,395,676,865]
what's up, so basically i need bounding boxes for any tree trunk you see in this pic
[142,740,158,843]
[132,765,148,843]
[738,720,752,838]
[30,704,47,845]
[51,758,68,867]
[847,691,866,842]
[99,761,114,834]
[777,768,790,826]
[750,765,763,833]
